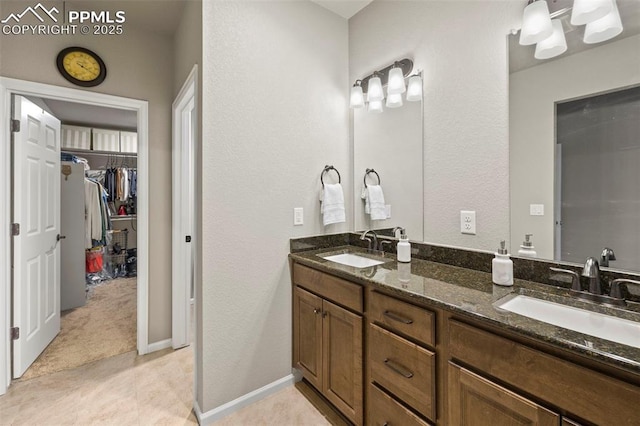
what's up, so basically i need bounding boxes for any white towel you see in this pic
[364,184,386,220]
[320,183,346,226]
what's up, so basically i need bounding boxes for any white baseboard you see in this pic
[146,338,172,353]
[195,374,296,425]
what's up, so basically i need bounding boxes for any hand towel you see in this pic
[364,184,386,220]
[320,183,346,226]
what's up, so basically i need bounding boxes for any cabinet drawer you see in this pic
[449,319,640,426]
[369,291,434,347]
[369,324,436,421]
[293,263,363,313]
[368,383,430,426]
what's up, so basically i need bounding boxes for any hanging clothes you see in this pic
[84,179,103,249]
[119,167,129,201]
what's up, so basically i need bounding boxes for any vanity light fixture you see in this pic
[406,74,423,102]
[349,58,414,111]
[535,19,567,59]
[350,80,365,108]
[571,0,612,25]
[583,0,623,44]
[519,0,553,45]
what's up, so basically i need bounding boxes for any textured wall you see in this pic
[349,0,523,252]
[510,34,640,260]
[0,12,175,344]
[201,1,349,412]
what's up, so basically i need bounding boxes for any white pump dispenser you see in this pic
[394,227,411,263]
[517,234,537,258]
[492,240,513,286]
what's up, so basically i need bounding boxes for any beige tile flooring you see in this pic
[0,346,330,426]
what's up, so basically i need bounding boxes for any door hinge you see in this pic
[11,223,20,236]
[185,235,192,243]
[11,327,19,340]
[10,119,20,133]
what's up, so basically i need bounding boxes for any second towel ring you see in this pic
[364,168,381,187]
[321,165,341,188]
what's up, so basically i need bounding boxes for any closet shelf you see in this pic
[62,148,137,157]
[111,215,137,221]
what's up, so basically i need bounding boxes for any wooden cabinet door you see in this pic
[322,299,363,425]
[448,362,559,426]
[293,287,323,390]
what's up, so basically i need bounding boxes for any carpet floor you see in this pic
[19,277,137,381]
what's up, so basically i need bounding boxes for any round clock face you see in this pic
[56,47,107,87]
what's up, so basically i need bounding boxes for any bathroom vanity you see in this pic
[290,239,640,426]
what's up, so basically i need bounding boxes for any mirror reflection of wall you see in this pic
[353,98,423,240]
[509,8,640,271]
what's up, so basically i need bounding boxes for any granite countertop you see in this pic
[289,245,640,375]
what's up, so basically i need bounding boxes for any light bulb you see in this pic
[350,84,364,108]
[386,92,403,108]
[571,0,612,25]
[387,66,406,95]
[583,0,623,44]
[535,19,567,60]
[406,75,422,102]
[368,99,383,113]
[367,74,384,102]
[519,0,553,46]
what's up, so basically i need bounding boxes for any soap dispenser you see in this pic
[395,227,411,263]
[517,234,537,258]
[492,240,513,286]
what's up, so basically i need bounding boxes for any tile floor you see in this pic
[0,346,330,426]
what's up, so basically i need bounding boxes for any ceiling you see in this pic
[310,0,373,19]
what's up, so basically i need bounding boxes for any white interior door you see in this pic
[12,95,61,378]
[172,67,197,349]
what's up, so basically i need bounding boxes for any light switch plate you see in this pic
[530,204,544,216]
[385,204,391,219]
[460,210,476,235]
[293,207,303,226]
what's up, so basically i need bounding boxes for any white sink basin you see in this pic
[496,295,640,349]
[321,253,387,268]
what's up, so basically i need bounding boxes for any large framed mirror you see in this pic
[509,0,640,272]
[353,87,423,240]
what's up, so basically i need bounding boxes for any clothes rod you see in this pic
[62,149,137,158]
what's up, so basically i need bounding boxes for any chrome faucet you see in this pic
[600,247,616,267]
[582,257,601,295]
[360,230,378,251]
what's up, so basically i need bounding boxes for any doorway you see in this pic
[0,77,150,395]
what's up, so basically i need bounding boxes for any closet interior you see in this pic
[61,123,138,310]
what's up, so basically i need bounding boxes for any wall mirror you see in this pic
[353,94,423,241]
[509,0,640,272]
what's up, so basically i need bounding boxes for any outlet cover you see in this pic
[530,204,544,216]
[460,210,476,235]
[385,204,391,219]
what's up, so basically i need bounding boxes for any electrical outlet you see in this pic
[530,204,544,216]
[385,204,391,219]
[293,207,303,226]
[460,210,476,235]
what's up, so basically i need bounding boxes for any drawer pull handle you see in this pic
[384,358,414,378]
[383,310,413,324]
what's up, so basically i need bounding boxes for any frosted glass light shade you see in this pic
[571,0,612,25]
[535,19,567,59]
[406,75,422,102]
[519,0,553,46]
[387,67,406,95]
[368,99,383,113]
[367,75,384,102]
[386,92,403,108]
[583,0,623,44]
[350,85,364,108]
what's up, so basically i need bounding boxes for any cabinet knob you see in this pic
[313,308,321,315]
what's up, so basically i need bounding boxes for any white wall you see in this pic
[510,34,640,259]
[0,11,175,343]
[201,0,349,413]
[349,0,523,252]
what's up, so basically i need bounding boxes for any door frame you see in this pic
[0,77,150,395]
[172,65,198,349]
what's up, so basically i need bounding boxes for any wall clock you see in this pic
[56,47,107,87]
